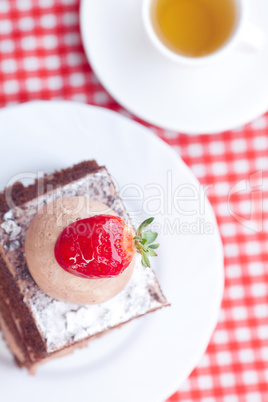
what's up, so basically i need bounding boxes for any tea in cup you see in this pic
[142,0,264,65]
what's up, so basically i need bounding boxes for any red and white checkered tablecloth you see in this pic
[0,1,267,401]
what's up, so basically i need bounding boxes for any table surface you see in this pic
[0,1,267,401]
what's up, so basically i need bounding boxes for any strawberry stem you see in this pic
[134,217,159,268]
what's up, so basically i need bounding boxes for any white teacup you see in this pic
[142,0,264,66]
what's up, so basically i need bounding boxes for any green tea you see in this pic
[151,0,237,57]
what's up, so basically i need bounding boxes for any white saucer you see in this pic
[0,101,224,402]
[80,0,268,134]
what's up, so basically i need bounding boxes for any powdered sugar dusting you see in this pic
[28,262,159,351]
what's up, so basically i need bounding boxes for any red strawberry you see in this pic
[54,215,159,279]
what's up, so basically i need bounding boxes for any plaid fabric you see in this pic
[0,1,267,401]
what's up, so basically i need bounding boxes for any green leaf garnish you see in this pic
[148,248,158,257]
[136,217,154,236]
[134,217,159,268]
[148,243,160,249]
[143,230,158,244]
[133,236,143,242]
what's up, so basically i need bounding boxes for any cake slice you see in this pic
[0,160,169,374]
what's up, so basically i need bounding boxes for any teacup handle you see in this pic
[240,22,265,50]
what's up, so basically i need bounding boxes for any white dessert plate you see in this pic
[80,0,268,134]
[0,101,224,402]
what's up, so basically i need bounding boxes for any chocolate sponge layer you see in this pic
[0,160,100,218]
